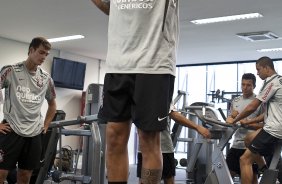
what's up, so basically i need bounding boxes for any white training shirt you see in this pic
[230,94,262,149]
[257,74,282,139]
[0,62,56,137]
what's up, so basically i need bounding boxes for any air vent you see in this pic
[236,31,280,41]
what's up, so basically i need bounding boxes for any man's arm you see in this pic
[169,111,211,139]
[43,98,57,133]
[247,123,264,130]
[231,98,262,124]
[91,0,110,15]
[240,113,264,130]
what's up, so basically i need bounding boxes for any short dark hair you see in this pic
[28,37,51,54]
[242,73,256,88]
[256,56,274,70]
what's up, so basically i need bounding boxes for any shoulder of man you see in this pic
[1,61,24,71]
[232,95,242,102]
[0,65,12,72]
[37,66,51,79]
[276,75,282,86]
[0,65,14,77]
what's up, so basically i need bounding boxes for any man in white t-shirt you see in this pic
[226,73,263,183]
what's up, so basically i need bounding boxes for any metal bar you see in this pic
[90,122,102,184]
[49,115,98,128]
[60,129,92,136]
[35,128,60,184]
[187,142,203,172]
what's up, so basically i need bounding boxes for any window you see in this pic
[173,59,282,159]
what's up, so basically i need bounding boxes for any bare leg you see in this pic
[164,176,175,184]
[106,121,131,182]
[0,169,9,184]
[244,129,267,169]
[17,169,33,184]
[138,129,162,184]
[240,149,255,184]
[240,149,263,184]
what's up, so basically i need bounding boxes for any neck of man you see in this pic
[24,59,37,73]
[243,92,253,99]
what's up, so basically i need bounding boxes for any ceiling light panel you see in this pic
[191,13,263,25]
[48,35,85,43]
[257,48,282,52]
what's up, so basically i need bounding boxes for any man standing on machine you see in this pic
[91,0,179,183]
[227,56,282,184]
[226,73,264,183]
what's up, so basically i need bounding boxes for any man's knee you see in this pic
[240,155,247,166]
[17,169,33,184]
[0,169,9,183]
[106,123,131,149]
[240,152,252,166]
[139,131,160,149]
[244,136,252,147]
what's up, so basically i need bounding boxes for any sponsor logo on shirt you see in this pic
[16,85,42,104]
[262,83,273,101]
[113,0,154,10]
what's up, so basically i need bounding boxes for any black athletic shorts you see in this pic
[101,74,175,131]
[0,130,43,170]
[248,129,279,156]
[136,152,175,179]
[226,148,259,175]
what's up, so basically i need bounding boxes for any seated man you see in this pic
[226,73,264,184]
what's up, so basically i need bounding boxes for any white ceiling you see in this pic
[1,0,282,65]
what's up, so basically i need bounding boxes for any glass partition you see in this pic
[173,59,282,158]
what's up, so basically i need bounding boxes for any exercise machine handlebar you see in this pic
[184,105,234,127]
[194,111,234,128]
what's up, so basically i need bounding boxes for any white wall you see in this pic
[0,37,136,164]
[58,51,103,149]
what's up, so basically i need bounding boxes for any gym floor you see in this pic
[42,164,282,184]
[42,164,187,184]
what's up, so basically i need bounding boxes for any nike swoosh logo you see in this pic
[40,159,45,163]
[158,116,168,121]
[251,144,258,149]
